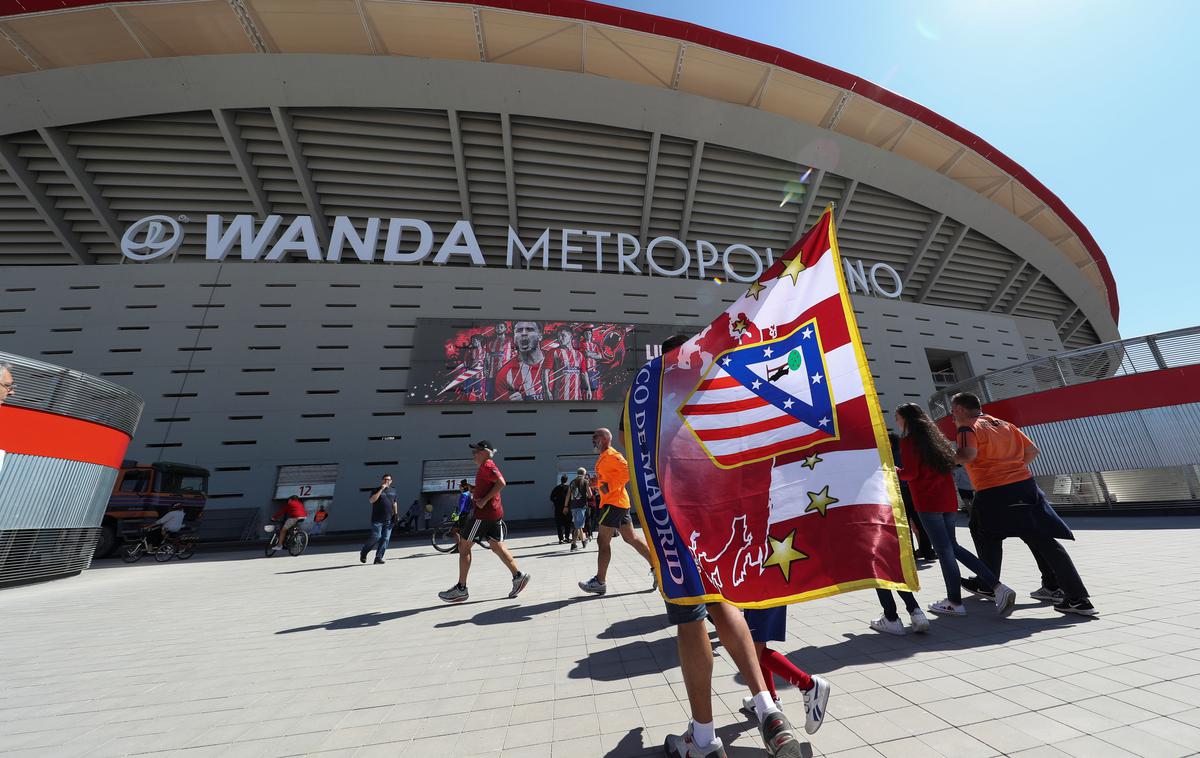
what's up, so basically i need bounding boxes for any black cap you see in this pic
[469,440,497,453]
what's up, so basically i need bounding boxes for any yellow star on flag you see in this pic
[805,485,838,516]
[801,453,823,470]
[781,254,807,285]
[746,280,766,300]
[763,530,808,582]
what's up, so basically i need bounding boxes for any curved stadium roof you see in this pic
[0,0,1117,342]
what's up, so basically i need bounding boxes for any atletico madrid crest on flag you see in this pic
[626,206,919,608]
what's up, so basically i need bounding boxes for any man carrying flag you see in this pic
[628,206,918,755]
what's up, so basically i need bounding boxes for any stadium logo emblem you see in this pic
[121,215,184,261]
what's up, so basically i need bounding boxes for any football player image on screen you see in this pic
[495,320,551,401]
[484,321,514,400]
[549,326,592,401]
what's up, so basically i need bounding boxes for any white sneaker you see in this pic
[803,675,830,734]
[908,607,930,633]
[928,598,967,616]
[869,615,906,636]
[741,694,781,717]
[993,583,1017,618]
[578,576,607,595]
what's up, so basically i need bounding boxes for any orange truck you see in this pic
[95,461,210,558]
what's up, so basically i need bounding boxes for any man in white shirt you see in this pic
[147,503,186,547]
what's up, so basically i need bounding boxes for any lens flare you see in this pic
[713,278,723,285]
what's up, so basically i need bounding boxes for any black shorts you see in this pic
[598,505,633,529]
[460,515,506,543]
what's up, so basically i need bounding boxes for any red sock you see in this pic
[757,648,778,700]
[760,647,813,691]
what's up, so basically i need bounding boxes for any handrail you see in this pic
[928,324,1200,418]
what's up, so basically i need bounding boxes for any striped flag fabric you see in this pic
[626,206,919,607]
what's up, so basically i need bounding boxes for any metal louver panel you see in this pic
[645,136,692,242]
[276,463,340,487]
[836,183,935,275]
[237,108,308,220]
[689,144,800,277]
[927,229,1021,311]
[511,115,650,269]
[294,108,461,227]
[0,454,117,529]
[0,163,67,262]
[69,112,251,262]
[0,528,100,586]
[8,131,103,257]
[1024,402,1200,476]
[1013,275,1072,320]
[460,112,508,262]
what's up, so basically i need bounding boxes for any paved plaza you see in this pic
[3,517,1200,758]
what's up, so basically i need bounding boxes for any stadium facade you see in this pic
[0,0,1119,536]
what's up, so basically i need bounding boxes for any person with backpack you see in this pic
[566,468,593,551]
[550,475,571,543]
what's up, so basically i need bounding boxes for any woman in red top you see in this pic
[895,404,1016,618]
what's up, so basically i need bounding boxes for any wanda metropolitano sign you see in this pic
[118,214,904,298]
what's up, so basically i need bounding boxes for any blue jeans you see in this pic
[362,521,393,560]
[917,511,999,604]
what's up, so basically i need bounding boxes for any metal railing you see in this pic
[0,351,143,436]
[929,324,1200,418]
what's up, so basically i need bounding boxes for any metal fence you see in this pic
[0,351,143,436]
[929,324,1200,418]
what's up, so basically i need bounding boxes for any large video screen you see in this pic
[409,319,676,404]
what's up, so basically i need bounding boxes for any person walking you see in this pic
[311,504,329,536]
[739,607,830,734]
[360,475,397,564]
[550,474,571,543]
[566,467,592,550]
[423,501,433,530]
[894,403,1016,618]
[870,588,928,636]
[578,428,654,595]
[890,433,936,561]
[951,392,1097,616]
[438,441,530,603]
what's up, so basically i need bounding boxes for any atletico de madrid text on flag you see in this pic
[625,206,920,608]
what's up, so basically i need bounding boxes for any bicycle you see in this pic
[264,519,308,557]
[431,513,489,553]
[121,528,196,563]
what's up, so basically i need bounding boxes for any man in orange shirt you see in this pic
[578,427,654,595]
[952,392,1096,616]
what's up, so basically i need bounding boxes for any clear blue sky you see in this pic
[606,0,1199,339]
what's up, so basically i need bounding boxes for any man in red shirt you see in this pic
[439,440,531,602]
[271,494,307,554]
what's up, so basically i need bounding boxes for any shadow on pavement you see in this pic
[276,597,505,634]
[779,610,1095,678]
[275,564,360,575]
[598,613,672,640]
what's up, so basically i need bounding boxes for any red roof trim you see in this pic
[0,0,1117,323]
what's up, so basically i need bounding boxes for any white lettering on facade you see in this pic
[722,244,763,283]
[327,216,380,263]
[266,216,322,262]
[205,214,282,261]
[433,220,485,266]
[152,215,901,296]
[507,227,550,269]
[383,218,433,263]
[646,236,690,277]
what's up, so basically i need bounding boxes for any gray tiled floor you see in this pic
[3,516,1200,757]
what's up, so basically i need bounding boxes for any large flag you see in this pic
[626,206,919,608]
